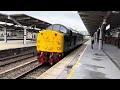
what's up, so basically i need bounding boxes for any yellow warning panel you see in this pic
[36,30,64,53]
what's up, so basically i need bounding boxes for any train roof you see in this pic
[46,24,81,34]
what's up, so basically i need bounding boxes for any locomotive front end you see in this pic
[36,30,64,65]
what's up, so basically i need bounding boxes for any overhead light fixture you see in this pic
[112,11,120,14]
[8,15,11,19]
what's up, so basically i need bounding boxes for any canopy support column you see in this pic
[99,19,107,50]
[4,27,7,42]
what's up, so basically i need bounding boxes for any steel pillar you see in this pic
[95,29,99,44]
[4,27,7,42]
[8,15,27,44]
[94,32,97,45]
[96,30,98,43]
[23,28,27,44]
[99,20,107,50]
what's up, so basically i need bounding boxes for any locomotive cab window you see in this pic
[46,24,68,34]
[46,25,53,30]
[52,25,60,31]
[60,26,67,33]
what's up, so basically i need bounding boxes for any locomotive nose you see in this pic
[36,30,64,53]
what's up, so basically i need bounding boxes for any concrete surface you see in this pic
[70,41,120,79]
[103,44,120,69]
[0,40,35,50]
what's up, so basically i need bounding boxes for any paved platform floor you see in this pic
[0,40,36,50]
[37,40,120,79]
[68,41,120,79]
[103,44,120,69]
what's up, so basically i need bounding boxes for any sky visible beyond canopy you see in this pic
[0,11,88,32]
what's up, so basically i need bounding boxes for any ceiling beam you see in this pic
[15,17,31,20]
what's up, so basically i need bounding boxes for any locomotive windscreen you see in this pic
[46,24,68,33]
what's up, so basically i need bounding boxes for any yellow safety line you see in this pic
[67,43,88,79]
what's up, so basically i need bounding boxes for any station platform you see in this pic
[0,40,36,50]
[37,40,120,79]
[103,44,120,69]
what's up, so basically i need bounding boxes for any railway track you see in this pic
[0,57,40,79]
[0,50,36,66]
[18,64,51,79]
[0,40,88,79]
[0,50,51,79]
[0,49,39,79]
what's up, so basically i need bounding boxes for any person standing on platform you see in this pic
[91,36,94,49]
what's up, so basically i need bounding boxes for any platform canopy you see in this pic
[0,24,21,30]
[78,11,107,36]
[0,13,51,30]
[0,24,39,32]
[78,11,120,36]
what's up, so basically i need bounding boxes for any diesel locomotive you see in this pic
[36,24,83,65]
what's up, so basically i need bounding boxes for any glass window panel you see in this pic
[46,25,53,30]
[52,25,60,31]
[60,26,67,33]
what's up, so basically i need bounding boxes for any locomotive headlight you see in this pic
[57,47,60,50]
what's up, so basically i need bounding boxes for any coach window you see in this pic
[60,26,67,33]
[46,25,53,30]
[52,25,60,31]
